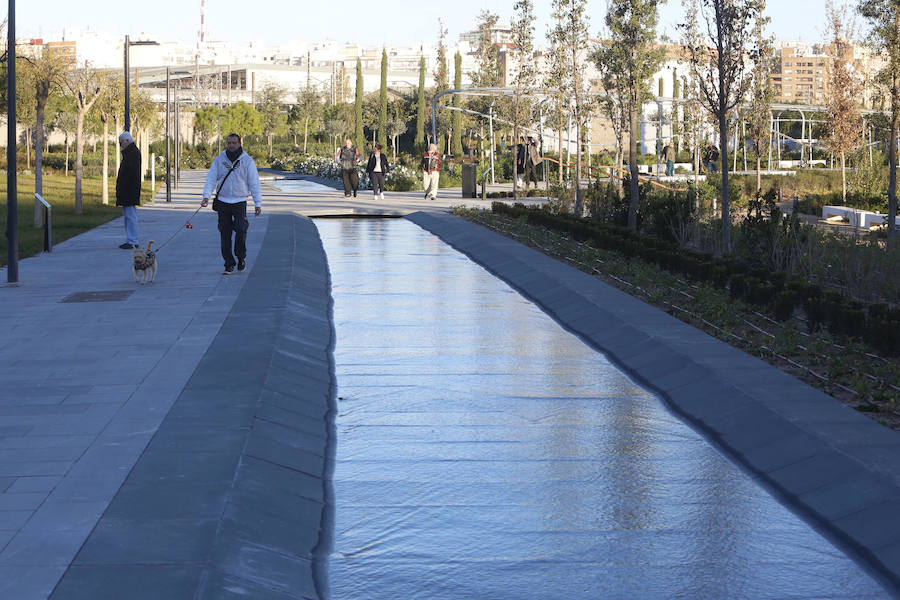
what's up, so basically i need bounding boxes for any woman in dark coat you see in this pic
[366,144,390,200]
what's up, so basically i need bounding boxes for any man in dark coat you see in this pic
[115,131,141,249]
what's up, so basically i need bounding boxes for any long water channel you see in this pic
[318,218,890,599]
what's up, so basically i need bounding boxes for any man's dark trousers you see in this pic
[217,201,248,268]
[524,161,538,187]
[341,168,359,196]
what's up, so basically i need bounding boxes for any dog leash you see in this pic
[152,206,202,253]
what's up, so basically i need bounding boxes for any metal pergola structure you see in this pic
[431,87,893,182]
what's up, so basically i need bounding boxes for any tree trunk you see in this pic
[558,106,564,184]
[268,133,273,157]
[26,127,32,170]
[513,124,519,202]
[114,115,121,173]
[614,147,622,197]
[75,112,85,215]
[102,118,109,205]
[65,137,69,177]
[756,152,761,195]
[627,105,640,231]
[719,112,731,254]
[841,150,846,205]
[888,106,898,248]
[303,116,309,153]
[574,120,582,216]
[34,94,48,228]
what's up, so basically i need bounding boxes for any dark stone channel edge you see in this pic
[50,214,337,600]
[406,210,900,598]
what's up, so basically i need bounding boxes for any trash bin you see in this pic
[462,163,477,198]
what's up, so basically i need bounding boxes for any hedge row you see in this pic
[492,202,900,355]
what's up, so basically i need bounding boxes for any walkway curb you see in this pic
[50,214,336,600]
[407,210,900,597]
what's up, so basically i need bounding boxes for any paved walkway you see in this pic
[0,169,897,598]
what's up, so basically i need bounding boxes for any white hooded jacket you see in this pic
[203,150,262,207]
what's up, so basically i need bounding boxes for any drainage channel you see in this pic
[317,218,889,599]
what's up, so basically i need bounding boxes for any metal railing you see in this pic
[33,193,52,253]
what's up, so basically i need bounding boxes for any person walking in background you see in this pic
[115,131,141,249]
[421,143,441,201]
[515,137,526,187]
[200,133,262,275]
[523,136,540,189]
[366,144,390,201]
[335,138,361,197]
[663,142,676,177]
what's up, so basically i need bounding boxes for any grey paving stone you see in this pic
[0,528,89,566]
[0,565,68,600]
[103,480,230,519]
[50,565,204,600]
[833,499,900,553]
[221,501,321,556]
[0,511,33,530]
[798,473,900,521]
[24,500,109,532]
[199,555,316,600]
[0,461,72,477]
[73,517,218,565]
[237,456,324,504]
[0,492,49,511]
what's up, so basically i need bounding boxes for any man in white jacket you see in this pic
[201,133,262,274]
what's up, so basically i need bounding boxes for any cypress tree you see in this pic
[355,58,365,151]
[378,49,388,145]
[416,56,426,154]
[451,52,464,156]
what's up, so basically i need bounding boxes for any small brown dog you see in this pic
[132,240,157,284]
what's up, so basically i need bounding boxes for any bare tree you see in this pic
[93,72,123,205]
[64,63,103,215]
[549,0,590,214]
[859,0,900,246]
[511,0,537,201]
[682,0,763,253]
[825,1,863,204]
[596,0,665,229]
[744,6,774,194]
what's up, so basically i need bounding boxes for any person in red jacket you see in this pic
[420,143,441,201]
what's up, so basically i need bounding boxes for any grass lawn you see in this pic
[0,173,159,267]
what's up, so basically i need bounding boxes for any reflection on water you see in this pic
[319,219,889,600]
[268,178,334,192]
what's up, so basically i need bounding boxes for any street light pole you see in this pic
[6,0,18,283]
[174,85,180,189]
[123,36,158,133]
[124,35,130,131]
[165,67,171,202]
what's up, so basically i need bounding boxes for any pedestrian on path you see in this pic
[421,143,441,201]
[335,138,361,197]
[201,133,262,275]
[366,144,389,201]
[116,131,141,249]
[524,136,540,189]
[663,142,676,177]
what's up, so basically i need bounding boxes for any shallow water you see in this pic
[318,218,889,600]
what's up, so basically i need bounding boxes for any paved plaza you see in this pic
[0,170,898,598]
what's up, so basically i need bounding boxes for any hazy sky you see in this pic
[8,0,842,48]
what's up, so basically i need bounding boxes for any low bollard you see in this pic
[34,193,52,252]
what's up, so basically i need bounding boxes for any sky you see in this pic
[6,0,844,48]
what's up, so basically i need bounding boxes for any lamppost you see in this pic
[165,70,189,201]
[123,35,159,132]
[6,0,17,283]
